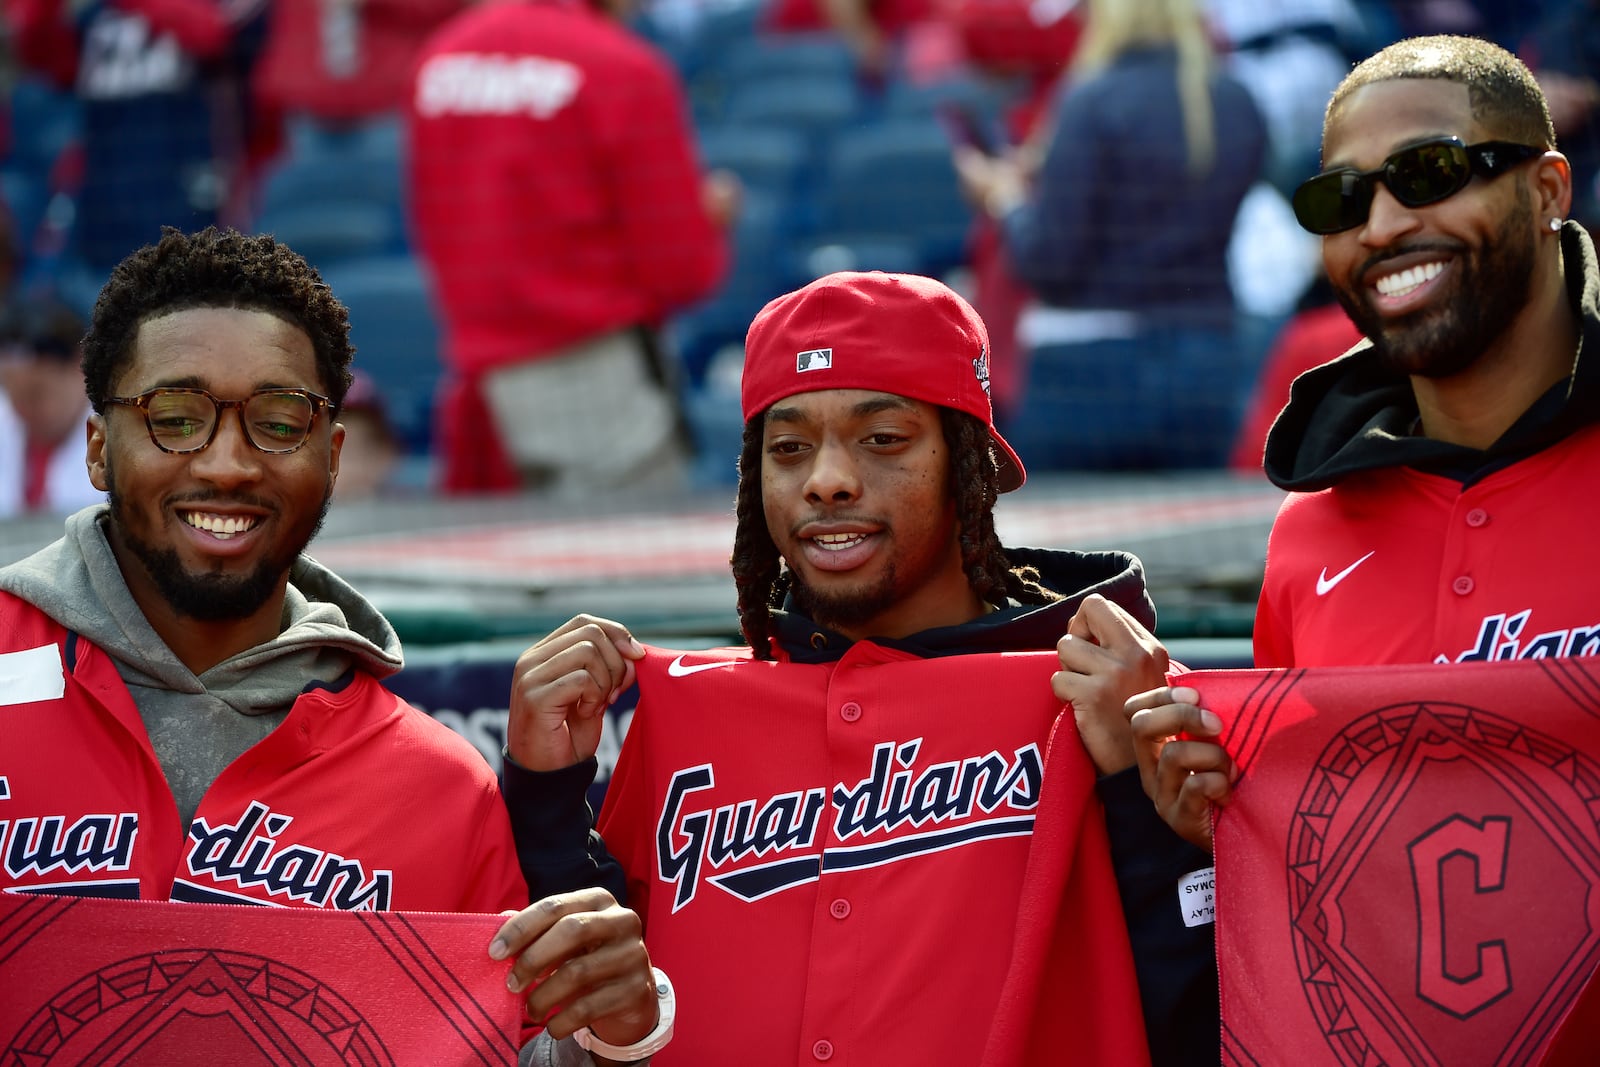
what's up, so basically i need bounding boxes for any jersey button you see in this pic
[840,701,862,722]
[829,898,851,919]
[1465,508,1489,528]
[1452,576,1475,595]
[812,1040,835,1061]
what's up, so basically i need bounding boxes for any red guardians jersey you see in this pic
[1189,659,1600,1066]
[1254,424,1600,669]
[598,643,1149,1067]
[0,592,527,913]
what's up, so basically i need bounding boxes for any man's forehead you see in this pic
[765,388,924,422]
[1323,78,1477,167]
[121,306,317,390]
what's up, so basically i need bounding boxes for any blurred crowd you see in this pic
[0,0,1595,509]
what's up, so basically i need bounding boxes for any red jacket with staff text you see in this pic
[406,0,727,375]
[598,643,1150,1067]
[0,592,527,912]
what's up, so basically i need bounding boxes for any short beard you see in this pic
[788,564,900,635]
[1338,191,1536,379]
[106,485,332,623]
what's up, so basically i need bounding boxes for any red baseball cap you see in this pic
[741,271,1025,492]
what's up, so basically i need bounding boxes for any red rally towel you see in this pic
[0,893,523,1065]
[1180,659,1600,1067]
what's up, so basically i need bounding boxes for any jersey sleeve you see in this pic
[500,755,627,905]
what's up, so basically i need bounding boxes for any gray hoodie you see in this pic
[3,507,636,1067]
[0,505,403,825]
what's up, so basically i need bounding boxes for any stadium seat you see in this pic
[721,77,862,158]
[647,0,762,80]
[255,201,400,271]
[721,32,857,89]
[257,150,402,221]
[696,124,814,236]
[792,237,923,282]
[807,117,974,275]
[669,187,794,385]
[254,135,408,265]
[317,256,442,458]
[697,125,809,204]
[880,71,1010,131]
[1,77,82,256]
[689,31,859,126]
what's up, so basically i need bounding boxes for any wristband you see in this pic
[572,967,675,1062]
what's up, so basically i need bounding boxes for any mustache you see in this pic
[1355,239,1466,283]
[165,491,274,511]
[787,517,886,538]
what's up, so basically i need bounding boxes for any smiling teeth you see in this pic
[1375,261,1443,298]
[813,533,868,551]
[183,513,258,539]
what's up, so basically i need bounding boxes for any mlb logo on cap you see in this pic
[796,348,833,372]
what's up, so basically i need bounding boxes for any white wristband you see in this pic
[572,967,675,1062]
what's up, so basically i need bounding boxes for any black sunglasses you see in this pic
[1292,137,1545,235]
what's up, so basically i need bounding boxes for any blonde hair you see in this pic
[1071,0,1217,175]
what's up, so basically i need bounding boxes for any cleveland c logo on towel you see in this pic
[796,348,832,372]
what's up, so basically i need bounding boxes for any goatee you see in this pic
[105,486,332,622]
[1337,193,1536,379]
[788,564,900,634]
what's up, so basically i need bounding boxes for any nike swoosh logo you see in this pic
[667,654,734,678]
[1316,551,1375,596]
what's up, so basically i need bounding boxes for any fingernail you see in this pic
[1228,763,1240,783]
[1172,687,1200,704]
[489,938,509,960]
[1200,709,1222,732]
[608,688,620,706]
[506,971,523,992]
[628,638,645,656]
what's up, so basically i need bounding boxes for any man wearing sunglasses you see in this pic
[0,226,669,1062]
[990,31,1600,1061]
[1125,30,1600,839]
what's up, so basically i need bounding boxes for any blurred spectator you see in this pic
[332,369,402,499]
[1525,0,1600,229]
[252,0,464,151]
[0,289,99,517]
[5,0,268,284]
[0,205,23,297]
[955,0,1266,470]
[765,0,932,78]
[407,0,735,496]
[946,0,1085,417]
[1228,272,1362,474]
[1385,0,1547,48]
[1203,0,1373,194]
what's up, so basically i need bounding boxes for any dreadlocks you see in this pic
[731,406,1058,659]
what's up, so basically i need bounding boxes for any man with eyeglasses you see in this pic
[0,226,671,1063]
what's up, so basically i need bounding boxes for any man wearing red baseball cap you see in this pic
[495,272,1216,1065]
